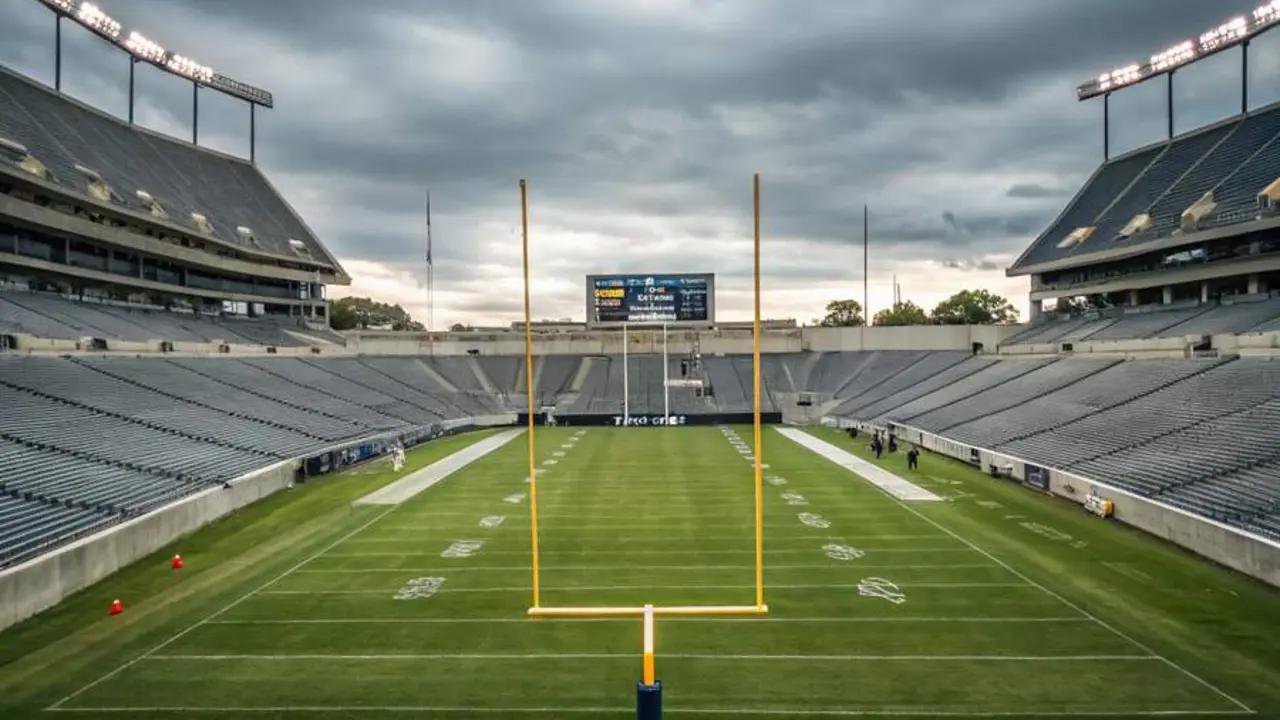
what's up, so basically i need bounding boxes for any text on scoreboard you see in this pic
[586,273,715,325]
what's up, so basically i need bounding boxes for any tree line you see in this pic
[817,289,1019,327]
[330,287,1020,331]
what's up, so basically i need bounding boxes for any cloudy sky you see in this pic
[4,0,1279,327]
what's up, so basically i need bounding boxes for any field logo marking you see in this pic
[394,577,446,600]
[857,577,906,604]
[823,543,864,561]
[781,492,808,506]
[441,540,485,558]
[798,512,830,529]
[766,476,787,487]
[479,516,506,529]
[503,493,527,505]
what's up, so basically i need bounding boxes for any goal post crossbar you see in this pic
[518,174,768,617]
[527,604,770,618]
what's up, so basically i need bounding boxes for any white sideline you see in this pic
[354,429,524,505]
[775,428,942,502]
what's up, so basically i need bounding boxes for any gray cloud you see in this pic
[1006,183,1071,200]
[0,0,1272,325]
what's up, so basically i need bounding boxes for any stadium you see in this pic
[1,1,1279,718]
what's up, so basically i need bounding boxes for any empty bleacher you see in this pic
[0,67,331,262]
[0,289,328,347]
[1002,297,1280,345]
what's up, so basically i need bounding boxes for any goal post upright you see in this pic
[752,171,765,611]
[520,179,542,611]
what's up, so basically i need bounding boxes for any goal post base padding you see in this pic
[527,605,769,618]
[637,680,662,719]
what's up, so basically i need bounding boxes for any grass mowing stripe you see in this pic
[787,427,1257,715]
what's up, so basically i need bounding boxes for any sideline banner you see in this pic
[1024,462,1050,490]
[517,412,784,426]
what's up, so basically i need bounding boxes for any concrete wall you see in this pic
[0,459,296,632]
[867,422,1280,589]
[348,324,1018,358]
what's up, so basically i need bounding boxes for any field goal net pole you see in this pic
[520,174,768,618]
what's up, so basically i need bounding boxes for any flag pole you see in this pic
[862,203,869,341]
[426,187,435,355]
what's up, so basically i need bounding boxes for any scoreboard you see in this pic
[586,273,715,326]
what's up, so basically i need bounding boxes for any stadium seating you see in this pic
[836,354,1280,539]
[1003,297,1280,345]
[0,68,330,262]
[1010,104,1280,271]
[0,289,333,347]
[0,354,501,567]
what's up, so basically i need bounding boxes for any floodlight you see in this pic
[1201,17,1249,52]
[38,0,76,13]
[76,2,120,39]
[167,54,214,83]
[124,31,166,64]
[1151,41,1196,72]
[1255,1,1280,25]
[1098,64,1140,92]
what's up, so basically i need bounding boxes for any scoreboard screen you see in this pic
[586,273,715,326]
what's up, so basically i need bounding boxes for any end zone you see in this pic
[775,428,942,502]
[355,429,525,505]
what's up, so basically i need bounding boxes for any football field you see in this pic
[7,425,1280,718]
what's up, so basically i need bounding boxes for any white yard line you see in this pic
[341,534,950,543]
[323,547,972,557]
[257,580,1022,595]
[145,653,1158,661]
[44,707,1254,717]
[207,616,1093,625]
[294,563,996,573]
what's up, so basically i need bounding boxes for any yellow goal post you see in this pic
[519,175,769,618]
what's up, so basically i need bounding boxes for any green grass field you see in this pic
[2,424,1279,718]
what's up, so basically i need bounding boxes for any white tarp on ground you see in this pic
[355,429,525,505]
[775,428,942,502]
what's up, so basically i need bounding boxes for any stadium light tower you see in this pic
[1078,2,1280,159]
[36,0,274,162]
